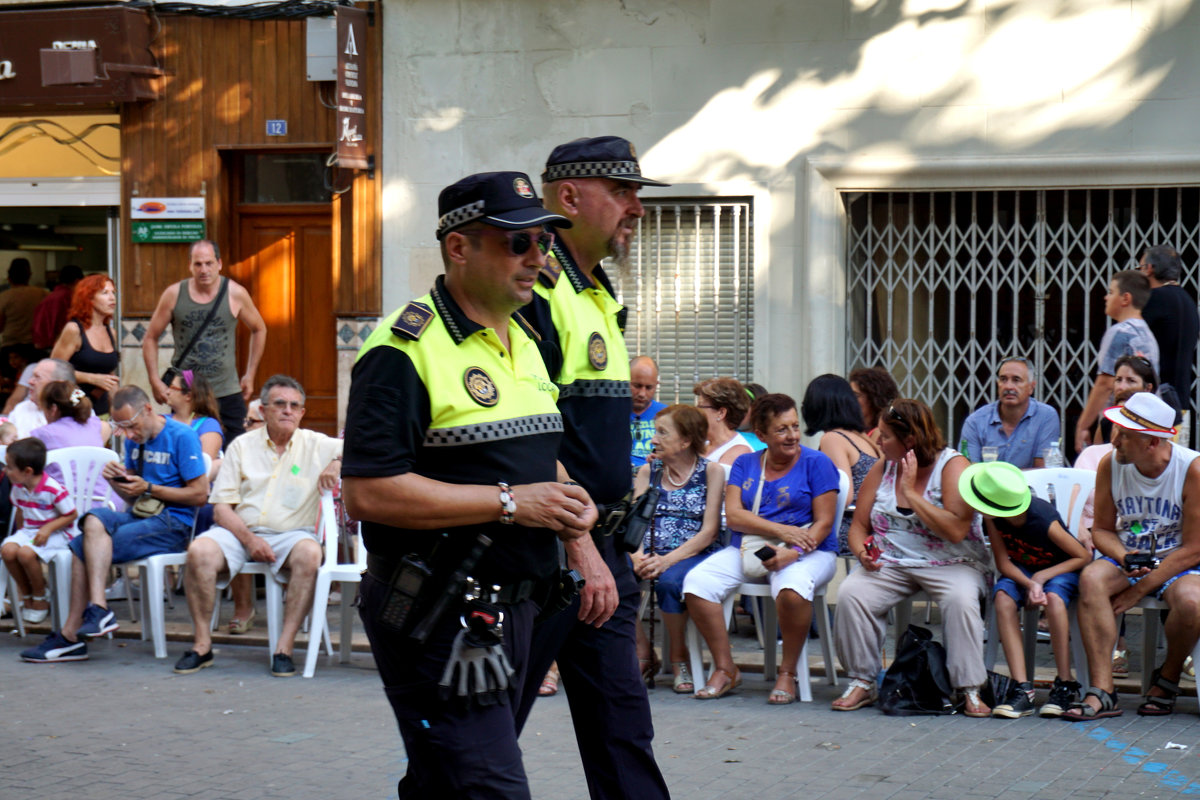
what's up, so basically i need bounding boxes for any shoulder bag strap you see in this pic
[752,451,767,515]
[135,443,146,476]
[172,277,230,368]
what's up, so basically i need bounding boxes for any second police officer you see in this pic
[516,136,673,799]
[342,171,598,798]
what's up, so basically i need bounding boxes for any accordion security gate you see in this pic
[844,188,1200,450]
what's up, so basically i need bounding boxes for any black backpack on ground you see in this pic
[879,624,956,716]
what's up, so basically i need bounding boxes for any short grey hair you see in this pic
[260,374,306,406]
[1000,356,1038,384]
[112,385,150,412]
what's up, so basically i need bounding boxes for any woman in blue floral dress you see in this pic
[632,404,725,693]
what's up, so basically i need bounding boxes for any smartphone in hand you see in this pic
[754,545,775,562]
[863,536,882,562]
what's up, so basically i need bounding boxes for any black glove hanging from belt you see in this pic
[438,578,516,707]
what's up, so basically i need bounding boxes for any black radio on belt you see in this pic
[378,554,432,632]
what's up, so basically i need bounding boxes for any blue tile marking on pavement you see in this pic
[1087,726,1200,795]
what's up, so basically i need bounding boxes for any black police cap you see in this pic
[541,136,670,187]
[437,171,572,240]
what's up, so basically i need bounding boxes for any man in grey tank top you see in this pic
[1066,392,1200,721]
[141,240,266,438]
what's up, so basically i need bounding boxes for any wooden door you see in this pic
[233,211,336,435]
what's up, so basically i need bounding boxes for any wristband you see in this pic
[498,482,516,525]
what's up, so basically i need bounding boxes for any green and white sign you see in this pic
[131,220,206,243]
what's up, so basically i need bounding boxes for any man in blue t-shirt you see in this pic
[629,355,665,469]
[21,385,208,664]
[960,356,1061,469]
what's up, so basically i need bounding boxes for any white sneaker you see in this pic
[105,576,140,601]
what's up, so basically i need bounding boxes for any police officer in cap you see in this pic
[516,136,672,799]
[342,171,598,799]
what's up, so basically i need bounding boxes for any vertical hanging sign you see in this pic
[335,7,368,169]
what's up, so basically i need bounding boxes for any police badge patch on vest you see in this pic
[463,367,499,406]
[587,332,607,370]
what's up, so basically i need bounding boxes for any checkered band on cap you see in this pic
[437,200,486,236]
[543,160,642,182]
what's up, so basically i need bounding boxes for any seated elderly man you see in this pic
[1065,392,1200,720]
[10,358,75,436]
[20,385,208,663]
[173,374,341,678]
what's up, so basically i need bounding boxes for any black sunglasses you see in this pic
[887,405,910,430]
[462,228,555,257]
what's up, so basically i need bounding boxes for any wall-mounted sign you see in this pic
[132,220,206,243]
[334,7,368,170]
[130,197,205,219]
[267,119,287,136]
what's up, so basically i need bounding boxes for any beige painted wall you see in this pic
[380,0,1200,398]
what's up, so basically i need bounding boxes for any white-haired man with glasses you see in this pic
[958,356,1061,468]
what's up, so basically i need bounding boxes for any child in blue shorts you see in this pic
[959,461,1090,718]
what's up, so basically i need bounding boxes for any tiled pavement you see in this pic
[3,597,1200,800]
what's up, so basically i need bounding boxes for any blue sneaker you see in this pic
[21,631,88,663]
[76,603,118,638]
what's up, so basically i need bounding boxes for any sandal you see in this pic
[832,678,878,711]
[695,667,742,699]
[961,687,991,718]
[1062,686,1123,721]
[767,669,797,705]
[1138,668,1181,716]
[639,653,661,688]
[1112,649,1129,677]
[672,662,694,694]
[538,666,560,697]
[228,608,256,635]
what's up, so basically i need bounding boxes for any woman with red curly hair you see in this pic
[50,274,119,414]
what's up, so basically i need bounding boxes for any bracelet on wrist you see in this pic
[498,481,516,525]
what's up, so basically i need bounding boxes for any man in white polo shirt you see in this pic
[1067,392,1200,720]
[173,374,342,677]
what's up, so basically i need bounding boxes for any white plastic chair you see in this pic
[43,446,123,631]
[686,470,849,702]
[1134,597,1200,694]
[303,491,363,677]
[980,468,1094,687]
[122,453,212,658]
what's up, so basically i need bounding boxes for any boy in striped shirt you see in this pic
[0,437,76,626]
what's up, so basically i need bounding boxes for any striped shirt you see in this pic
[11,473,75,537]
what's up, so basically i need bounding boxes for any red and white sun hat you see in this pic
[1102,392,1176,439]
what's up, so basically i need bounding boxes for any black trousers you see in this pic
[359,571,538,800]
[216,392,247,440]
[516,534,671,800]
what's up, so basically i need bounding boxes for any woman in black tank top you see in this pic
[50,275,119,415]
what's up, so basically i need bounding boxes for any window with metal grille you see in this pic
[844,188,1200,450]
[614,198,755,403]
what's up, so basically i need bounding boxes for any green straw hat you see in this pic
[958,460,1031,518]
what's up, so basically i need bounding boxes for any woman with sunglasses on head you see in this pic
[832,398,992,715]
[50,274,119,415]
[684,393,840,704]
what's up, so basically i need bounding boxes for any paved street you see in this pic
[5,616,1200,800]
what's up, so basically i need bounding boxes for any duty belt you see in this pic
[366,553,536,605]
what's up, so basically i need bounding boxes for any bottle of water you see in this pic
[1043,439,1065,468]
[960,437,970,458]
